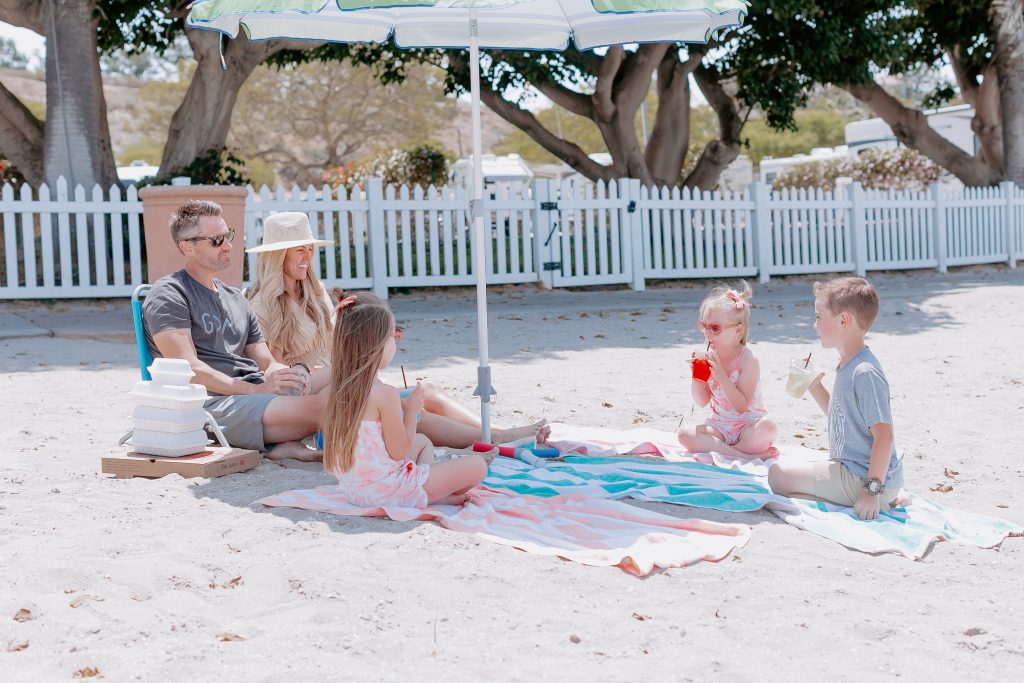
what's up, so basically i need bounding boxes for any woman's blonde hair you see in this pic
[321,292,394,475]
[699,280,754,344]
[247,248,333,360]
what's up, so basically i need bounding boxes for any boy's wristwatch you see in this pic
[864,478,885,496]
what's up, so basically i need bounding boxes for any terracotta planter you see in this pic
[138,184,249,287]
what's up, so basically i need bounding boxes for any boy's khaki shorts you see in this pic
[810,461,901,508]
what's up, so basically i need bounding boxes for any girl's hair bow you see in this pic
[726,289,747,309]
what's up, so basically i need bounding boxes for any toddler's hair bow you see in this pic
[726,289,747,309]
[335,295,357,314]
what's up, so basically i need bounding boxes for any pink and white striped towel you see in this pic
[257,487,749,576]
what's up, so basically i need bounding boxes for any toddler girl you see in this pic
[321,292,491,507]
[677,281,778,459]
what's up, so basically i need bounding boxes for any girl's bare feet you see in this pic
[433,493,469,506]
[492,419,548,445]
[266,440,322,462]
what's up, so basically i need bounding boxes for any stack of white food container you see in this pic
[123,358,229,457]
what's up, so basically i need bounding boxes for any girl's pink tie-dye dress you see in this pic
[333,420,431,508]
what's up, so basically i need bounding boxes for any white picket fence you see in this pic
[1,176,1021,300]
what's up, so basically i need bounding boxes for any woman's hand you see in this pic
[810,371,826,388]
[401,381,425,418]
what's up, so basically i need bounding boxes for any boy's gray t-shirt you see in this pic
[828,347,903,487]
[143,269,265,389]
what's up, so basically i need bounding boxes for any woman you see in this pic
[246,211,543,448]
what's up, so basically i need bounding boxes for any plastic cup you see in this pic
[691,352,712,382]
[786,359,818,399]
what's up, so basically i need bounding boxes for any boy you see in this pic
[768,277,904,520]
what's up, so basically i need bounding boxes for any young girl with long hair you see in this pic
[322,292,491,507]
[677,281,778,459]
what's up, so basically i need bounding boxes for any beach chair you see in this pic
[132,284,153,380]
[123,283,231,450]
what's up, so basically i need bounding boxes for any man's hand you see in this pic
[262,366,309,396]
[853,490,882,520]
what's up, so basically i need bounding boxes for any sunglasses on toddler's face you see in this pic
[698,320,740,335]
[185,229,236,248]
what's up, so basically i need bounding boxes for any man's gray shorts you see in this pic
[205,394,276,452]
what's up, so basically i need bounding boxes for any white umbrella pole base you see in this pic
[472,365,496,444]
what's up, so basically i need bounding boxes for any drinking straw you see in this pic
[803,353,812,368]
[401,365,408,388]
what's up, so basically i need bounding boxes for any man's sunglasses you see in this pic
[185,229,236,248]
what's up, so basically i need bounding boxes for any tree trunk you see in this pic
[971,70,1004,172]
[844,81,1003,187]
[988,0,1024,185]
[0,80,45,185]
[950,50,1003,172]
[645,53,699,187]
[42,0,119,189]
[158,30,279,177]
[684,63,746,191]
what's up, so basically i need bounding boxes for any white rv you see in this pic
[844,103,976,156]
[449,153,534,197]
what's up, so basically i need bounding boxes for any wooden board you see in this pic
[101,447,260,479]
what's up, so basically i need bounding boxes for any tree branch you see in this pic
[0,0,45,33]
[844,80,1002,186]
[613,43,670,113]
[0,77,44,184]
[477,87,613,182]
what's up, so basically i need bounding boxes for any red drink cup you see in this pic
[691,354,711,382]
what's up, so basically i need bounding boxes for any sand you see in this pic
[1,267,1022,680]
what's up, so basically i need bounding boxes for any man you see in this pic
[142,199,323,460]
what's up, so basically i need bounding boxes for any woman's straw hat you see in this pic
[245,212,333,253]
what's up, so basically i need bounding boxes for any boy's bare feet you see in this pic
[266,440,322,462]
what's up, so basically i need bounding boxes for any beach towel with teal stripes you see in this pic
[483,456,1021,559]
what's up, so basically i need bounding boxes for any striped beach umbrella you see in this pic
[187,0,748,440]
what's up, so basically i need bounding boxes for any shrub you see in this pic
[323,143,450,191]
[772,148,942,192]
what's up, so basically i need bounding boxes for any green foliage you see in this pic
[0,157,25,184]
[153,147,252,186]
[744,107,855,167]
[95,1,186,56]
[772,148,942,192]
[723,0,993,132]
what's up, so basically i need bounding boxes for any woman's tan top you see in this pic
[250,289,335,368]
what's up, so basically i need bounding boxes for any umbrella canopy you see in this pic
[187,0,747,441]
[189,0,747,50]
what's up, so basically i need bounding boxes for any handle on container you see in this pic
[205,411,231,448]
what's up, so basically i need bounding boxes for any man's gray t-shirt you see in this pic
[143,269,265,391]
[828,347,903,487]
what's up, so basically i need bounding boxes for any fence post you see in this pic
[848,182,867,277]
[619,178,645,291]
[749,182,772,283]
[365,177,389,298]
[532,179,554,289]
[931,183,948,273]
[1001,180,1017,269]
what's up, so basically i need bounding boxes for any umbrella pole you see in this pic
[468,9,493,443]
